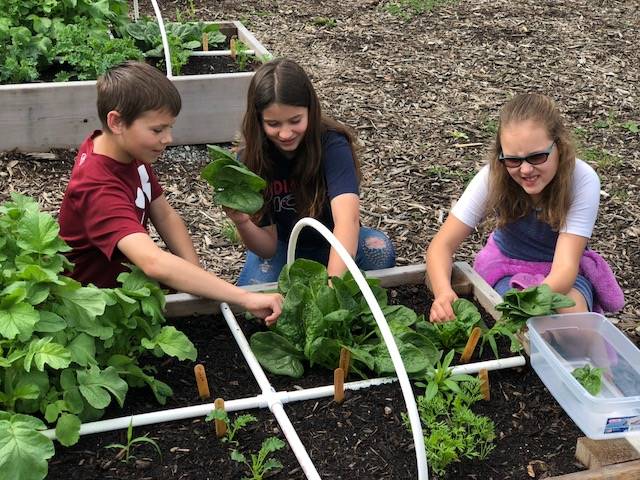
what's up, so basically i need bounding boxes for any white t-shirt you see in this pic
[450,159,600,238]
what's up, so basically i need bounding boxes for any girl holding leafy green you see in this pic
[426,93,624,323]
[224,58,396,284]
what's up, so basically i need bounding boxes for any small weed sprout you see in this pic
[220,220,241,245]
[386,0,457,19]
[231,436,285,480]
[205,409,257,445]
[104,419,162,463]
[450,130,469,141]
[232,39,252,70]
[312,17,337,27]
[621,120,639,134]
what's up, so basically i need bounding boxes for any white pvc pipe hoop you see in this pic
[287,217,429,480]
[148,0,173,77]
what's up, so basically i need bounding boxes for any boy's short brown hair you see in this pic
[96,61,181,131]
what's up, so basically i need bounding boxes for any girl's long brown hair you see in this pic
[241,58,361,220]
[486,93,576,230]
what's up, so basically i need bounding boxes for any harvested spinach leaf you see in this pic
[200,145,267,214]
[572,364,603,395]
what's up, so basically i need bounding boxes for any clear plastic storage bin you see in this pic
[528,312,640,439]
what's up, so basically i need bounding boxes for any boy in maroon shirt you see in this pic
[58,61,282,324]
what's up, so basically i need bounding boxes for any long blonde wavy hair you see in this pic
[486,93,576,230]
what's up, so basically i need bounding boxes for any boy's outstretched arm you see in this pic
[117,233,283,325]
[149,194,200,266]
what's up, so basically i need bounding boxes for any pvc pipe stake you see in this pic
[339,348,351,379]
[334,368,345,404]
[202,32,209,52]
[460,327,482,364]
[214,398,227,438]
[194,364,210,400]
[478,369,490,401]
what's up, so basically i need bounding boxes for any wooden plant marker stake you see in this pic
[459,327,482,364]
[334,368,345,404]
[478,368,490,401]
[194,364,210,400]
[202,32,209,51]
[230,36,237,60]
[214,398,227,438]
[339,347,351,379]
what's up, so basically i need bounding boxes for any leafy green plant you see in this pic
[481,285,574,358]
[231,436,285,480]
[104,418,162,462]
[417,298,482,352]
[572,365,603,396]
[220,220,241,245]
[205,409,257,445]
[0,193,196,480]
[416,349,476,402]
[450,129,469,141]
[200,145,267,215]
[250,259,439,379]
[620,120,639,134]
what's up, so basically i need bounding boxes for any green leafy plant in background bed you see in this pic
[481,285,575,358]
[0,194,196,480]
[201,145,267,215]
[0,0,131,83]
[249,259,439,379]
[572,365,603,396]
[124,17,225,75]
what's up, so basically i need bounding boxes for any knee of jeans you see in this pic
[364,236,389,250]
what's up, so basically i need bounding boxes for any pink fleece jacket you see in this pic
[473,234,625,313]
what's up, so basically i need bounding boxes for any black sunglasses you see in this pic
[498,140,556,168]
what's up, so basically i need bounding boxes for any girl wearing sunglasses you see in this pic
[426,93,624,322]
[224,58,396,285]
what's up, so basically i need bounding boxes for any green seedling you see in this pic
[231,436,285,480]
[581,147,622,169]
[620,120,639,134]
[205,410,257,445]
[104,419,162,463]
[416,349,477,402]
[232,39,252,70]
[572,365,603,396]
[200,145,267,214]
[386,0,457,19]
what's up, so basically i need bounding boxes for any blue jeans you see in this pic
[237,227,396,285]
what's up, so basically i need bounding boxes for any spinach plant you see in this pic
[572,365,603,396]
[231,436,285,480]
[482,285,575,358]
[0,194,196,480]
[417,298,483,352]
[200,145,267,215]
[250,259,439,379]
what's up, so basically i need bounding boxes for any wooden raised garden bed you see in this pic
[44,261,606,479]
[0,21,268,153]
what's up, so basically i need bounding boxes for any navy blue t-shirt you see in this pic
[261,130,359,248]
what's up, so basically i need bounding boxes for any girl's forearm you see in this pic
[327,223,359,277]
[235,220,277,258]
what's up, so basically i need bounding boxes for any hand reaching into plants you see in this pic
[240,292,283,326]
[430,289,459,323]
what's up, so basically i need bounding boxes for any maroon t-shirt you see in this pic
[58,131,163,287]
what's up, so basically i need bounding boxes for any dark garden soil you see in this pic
[47,285,585,480]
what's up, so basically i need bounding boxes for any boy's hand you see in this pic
[223,207,251,227]
[429,289,458,323]
[242,292,283,326]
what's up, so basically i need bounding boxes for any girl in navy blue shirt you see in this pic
[224,58,396,285]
